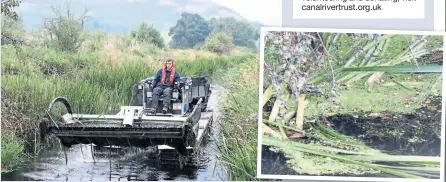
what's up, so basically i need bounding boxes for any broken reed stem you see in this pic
[268,98,288,139]
[294,94,306,130]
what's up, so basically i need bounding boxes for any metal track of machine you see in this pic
[45,77,213,167]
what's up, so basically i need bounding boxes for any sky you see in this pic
[13,0,282,32]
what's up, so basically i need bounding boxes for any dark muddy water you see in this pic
[328,95,443,157]
[2,85,227,181]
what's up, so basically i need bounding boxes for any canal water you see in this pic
[2,85,227,181]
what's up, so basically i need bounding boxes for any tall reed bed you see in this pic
[174,55,253,79]
[214,57,259,181]
[3,52,254,117]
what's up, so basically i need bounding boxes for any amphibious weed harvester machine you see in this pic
[46,77,213,167]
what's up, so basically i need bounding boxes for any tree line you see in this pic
[2,1,260,55]
[134,12,260,55]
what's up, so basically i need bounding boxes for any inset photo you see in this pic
[257,27,445,182]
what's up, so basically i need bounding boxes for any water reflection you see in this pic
[2,85,226,181]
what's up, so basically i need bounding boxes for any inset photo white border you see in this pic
[434,0,445,31]
[256,27,446,182]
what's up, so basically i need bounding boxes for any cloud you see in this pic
[212,0,282,26]
[158,0,180,7]
[210,9,243,20]
[190,0,211,3]
[174,3,214,15]
[157,0,248,20]
[126,0,145,3]
[112,0,140,3]
[17,1,37,11]
[163,22,174,30]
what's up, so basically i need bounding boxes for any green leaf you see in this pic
[343,65,442,73]
[263,136,428,179]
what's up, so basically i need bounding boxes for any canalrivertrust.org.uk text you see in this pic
[293,0,425,19]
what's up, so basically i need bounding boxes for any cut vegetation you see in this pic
[261,31,443,179]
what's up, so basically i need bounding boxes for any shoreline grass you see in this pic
[214,57,260,181]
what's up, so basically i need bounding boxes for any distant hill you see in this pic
[16,0,264,35]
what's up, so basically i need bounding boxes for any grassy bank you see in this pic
[1,33,256,173]
[303,73,443,118]
[214,56,260,181]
